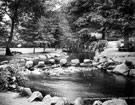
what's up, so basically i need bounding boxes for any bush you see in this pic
[0,66,12,91]
[0,62,28,91]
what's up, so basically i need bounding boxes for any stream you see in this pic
[26,69,135,104]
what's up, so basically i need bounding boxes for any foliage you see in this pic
[0,62,28,91]
[0,0,47,55]
[0,23,8,45]
[67,0,135,48]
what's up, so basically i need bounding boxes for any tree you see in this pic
[67,0,135,48]
[0,23,8,45]
[0,0,46,55]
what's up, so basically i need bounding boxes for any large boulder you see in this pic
[51,96,61,104]
[60,59,67,66]
[42,94,52,105]
[113,61,129,75]
[50,96,69,105]
[19,87,32,97]
[93,99,128,105]
[93,100,102,105]
[55,97,69,105]
[103,99,127,105]
[73,97,84,105]
[25,61,33,68]
[28,91,43,102]
[71,59,80,66]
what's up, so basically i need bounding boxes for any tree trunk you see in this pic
[43,44,46,52]
[5,46,12,56]
[33,45,36,53]
[5,18,15,56]
[102,27,106,40]
[124,33,129,48]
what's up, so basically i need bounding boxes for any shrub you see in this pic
[0,62,28,91]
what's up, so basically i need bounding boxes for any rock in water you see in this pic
[38,61,45,67]
[60,59,67,65]
[25,61,33,68]
[74,97,84,105]
[28,91,43,102]
[38,55,47,60]
[31,68,42,75]
[43,94,52,105]
[71,59,80,66]
[83,59,92,63]
[113,61,129,75]
[49,59,55,64]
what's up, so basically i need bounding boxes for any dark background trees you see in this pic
[0,0,134,55]
[66,0,135,48]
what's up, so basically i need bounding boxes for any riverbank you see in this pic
[0,91,45,105]
[0,44,135,105]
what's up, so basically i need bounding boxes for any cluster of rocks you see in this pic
[18,86,128,105]
[1,52,135,78]
[92,55,135,77]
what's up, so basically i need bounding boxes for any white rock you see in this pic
[49,59,55,64]
[74,97,84,105]
[71,59,80,66]
[43,94,52,105]
[38,61,45,67]
[129,69,135,76]
[91,32,102,39]
[46,54,52,59]
[28,91,43,102]
[25,61,33,68]
[113,62,129,75]
[83,59,91,63]
[93,99,128,105]
[55,97,69,105]
[103,99,128,105]
[51,96,61,104]
[38,55,47,60]
[93,100,102,105]
[31,68,42,75]
[60,59,67,65]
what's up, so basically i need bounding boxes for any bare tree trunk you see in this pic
[33,45,36,53]
[124,33,129,48]
[101,27,106,40]
[5,19,15,56]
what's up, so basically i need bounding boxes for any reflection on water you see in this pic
[27,70,135,101]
